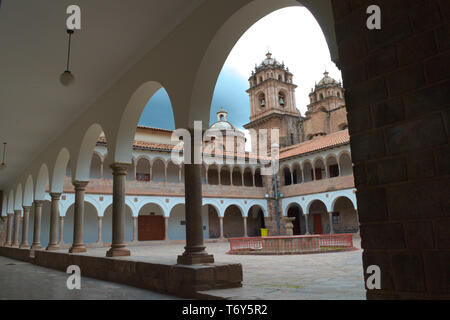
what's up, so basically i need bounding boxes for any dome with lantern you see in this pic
[315,71,341,89]
[207,108,246,152]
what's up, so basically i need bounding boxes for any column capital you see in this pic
[110,162,129,175]
[97,215,103,220]
[14,209,21,215]
[22,206,31,212]
[72,180,89,190]
[49,192,62,200]
[34,200,44,207]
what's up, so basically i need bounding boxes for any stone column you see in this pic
[178,166,182,184]
[106,163,130,257]
[5,213,13,246]
[100,161,104,179]
[12,210,21,247]
[328,212,334,234]
[243,216,248,237]
[31,201,43,249]
[177,128,214,265]
[164,216,169,240]
[46,192,61,251]
[132,216,137,242]
[241,172,244,186]
[69,181,89,253]
[59,216,64,246]
[20,206,31,248]
[97,216,103,243]
[219,216,224,239]
[304,214,310,234]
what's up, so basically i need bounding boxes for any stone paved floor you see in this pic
[87,236,366,300]
[0,256,181,300]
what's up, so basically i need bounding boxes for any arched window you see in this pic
[279,91,286,107]
[258,93,266,108]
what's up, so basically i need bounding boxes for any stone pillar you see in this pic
[69,181,89,253]
[219,216,224,239]
[304,214,310,235]
[100,161,104,179]
[97,216,103,243]
[31,201,43,250]
[177,128,214,265]
[12,210,21,247]
[47,192,61,251]
[5,213,13,246]
[59,216,64,246]
[178,166,182,184]
[243,216,248,237]
[106,163,130,257]
[328,212,334,234]
[241,172,244,186]
[164,216,169,240]
[132,216,137,242]
[20,206,31,248]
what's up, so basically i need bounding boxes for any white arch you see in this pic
[14,184,23,212]
[7,190,14,214]
[113,81,164,164]
[51,148,70,193]
[23,175,34,207]
[35,163,49,201]
[1,193,7,216]
[284,201,304,216]
[74,123,104,181]
[189,0,338,128]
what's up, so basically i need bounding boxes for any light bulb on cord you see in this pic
[0,142,6,170]
[60,29,75,87]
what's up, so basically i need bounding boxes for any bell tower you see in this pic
[244,53,301,153]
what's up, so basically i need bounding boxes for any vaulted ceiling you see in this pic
[0,0,205,189]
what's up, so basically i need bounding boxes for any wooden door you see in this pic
[138,215,165,241]
[313,214,322,234]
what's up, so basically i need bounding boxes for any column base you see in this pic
[31,244,42,250]
[11,243,19,248]
[4,242,12,247]
[177,253,215,265]
[46,244,60,251]
[19,244,30,249]
[106,246,130,257]
[69,245,87,253]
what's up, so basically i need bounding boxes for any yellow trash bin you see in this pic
[260,228,268,237]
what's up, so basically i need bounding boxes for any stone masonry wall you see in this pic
[332,0,450,299]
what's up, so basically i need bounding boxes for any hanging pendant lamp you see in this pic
[0,142,7,170]
[60,29,75,86]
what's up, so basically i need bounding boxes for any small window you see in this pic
[332,212,340,224]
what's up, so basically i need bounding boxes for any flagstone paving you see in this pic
[89,235,366,300]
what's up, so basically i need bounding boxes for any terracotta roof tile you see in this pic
[279,129,350,159]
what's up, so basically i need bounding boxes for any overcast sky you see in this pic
[223,6,341,114]
[140,6,341,144]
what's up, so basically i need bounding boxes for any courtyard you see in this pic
[79,235,365,299]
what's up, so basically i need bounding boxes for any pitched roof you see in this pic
[279,129,350,159]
